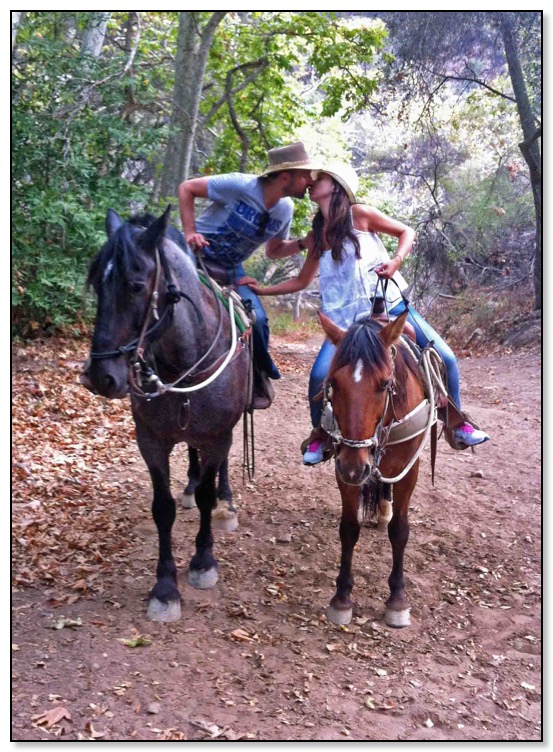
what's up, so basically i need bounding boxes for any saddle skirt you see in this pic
[198,270,254,335]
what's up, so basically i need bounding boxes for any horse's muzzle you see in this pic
[336,451,373,487]
[81,361,129,399]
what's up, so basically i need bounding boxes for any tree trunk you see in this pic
[294,291,303,321]
[499,12,542,309]
[156,12,227,202]
[12,11,24,55]
[80,12,111,59]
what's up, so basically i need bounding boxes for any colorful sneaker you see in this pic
[303,440,324,465]
[454,423,490,447]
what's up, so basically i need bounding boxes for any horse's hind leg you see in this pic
[377,483,393,532]
[384,469,417,628]
[136,431,181,623]
[182,446,200,509]
[212,456,238,532]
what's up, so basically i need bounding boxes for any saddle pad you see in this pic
[198,271,253,334]
[387,399,437,445]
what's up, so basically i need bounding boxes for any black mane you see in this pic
[330,316,420,412]
[86,213,189,293]
[331,316,388,374]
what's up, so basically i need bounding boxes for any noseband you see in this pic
[321,343,437,484]
[89,246,202,363]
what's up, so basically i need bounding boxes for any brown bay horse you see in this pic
[319,310,433,628]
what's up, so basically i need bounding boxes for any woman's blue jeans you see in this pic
[308,304,461,428]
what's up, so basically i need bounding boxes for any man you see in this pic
[178,141,320,409]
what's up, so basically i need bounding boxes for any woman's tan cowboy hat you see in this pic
[321,160,359,203]
[259,141,322,177]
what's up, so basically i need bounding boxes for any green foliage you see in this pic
[11,10,539,334]
[12,12,167,334]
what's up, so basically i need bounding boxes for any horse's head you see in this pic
[82,207,172,398]
[320,311,412,486]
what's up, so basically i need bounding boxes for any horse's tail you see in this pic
[361,481,380,521]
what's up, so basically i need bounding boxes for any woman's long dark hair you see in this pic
[312,178,361,261]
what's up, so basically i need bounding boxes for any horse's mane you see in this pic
[86,213,189,292]
[330,316,420,413]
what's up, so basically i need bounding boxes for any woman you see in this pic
[243,162,489,464]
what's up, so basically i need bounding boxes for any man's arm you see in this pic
[265,233,312,260]
[177,177,211,251]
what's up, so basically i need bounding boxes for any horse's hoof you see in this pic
[188,566,218,589]
[384,607,410,628]
[377,520,390,532]
[182,493,196,509]
[147,597,182,622]
[212,506,238,532]
[326,604,353,626]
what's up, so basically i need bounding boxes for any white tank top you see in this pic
[319,230,408,329]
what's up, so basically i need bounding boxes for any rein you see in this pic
[90,243,248,400]
[322,343,438,485]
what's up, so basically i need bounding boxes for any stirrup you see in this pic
[300,426,334,462]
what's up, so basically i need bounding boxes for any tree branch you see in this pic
[201,58,269,125]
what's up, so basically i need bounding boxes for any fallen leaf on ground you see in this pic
[119,634,152,648]
[50,617,82,630]
[32,706,72,728]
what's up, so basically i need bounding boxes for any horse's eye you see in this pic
[380,380,390,392]
[129,281,146,294]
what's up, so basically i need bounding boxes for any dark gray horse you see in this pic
[82,207,250,622]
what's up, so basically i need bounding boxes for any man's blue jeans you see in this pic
[204,260,280,380]
[308,304,461,428]
[236,282,280,380]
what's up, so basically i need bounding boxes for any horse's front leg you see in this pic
[182,446,200,509]
[384,465,418,628]
[212,456,238,532]
[135,429,181,623]
[188,444,230,589]
[327,479,361,626]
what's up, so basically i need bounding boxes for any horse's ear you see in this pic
[140,205,172,251]
[318,311,346,345]
[106,209,123,237]
[379,310,409,347]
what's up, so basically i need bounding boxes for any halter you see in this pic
[89,243,246,399]
[321,342,438,484]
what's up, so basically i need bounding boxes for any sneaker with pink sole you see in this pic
[454,422,490,447]
[303,439,324,465]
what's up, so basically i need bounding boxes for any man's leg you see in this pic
[236,284,280,380]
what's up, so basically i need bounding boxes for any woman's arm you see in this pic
[352,204,415,279]
[243,247,320,296]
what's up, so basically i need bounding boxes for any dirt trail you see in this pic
[12,335,541,741]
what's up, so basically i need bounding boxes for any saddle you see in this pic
[400,336,480,450]
[196,258,274,411]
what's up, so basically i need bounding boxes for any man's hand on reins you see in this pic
[186,232,210,253]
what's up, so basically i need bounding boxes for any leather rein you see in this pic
[89,245,246,399]
[321,342,438,484]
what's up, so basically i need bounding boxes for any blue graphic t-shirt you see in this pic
[196,173,293,271]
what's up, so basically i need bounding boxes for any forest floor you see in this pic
[12,331,541,741]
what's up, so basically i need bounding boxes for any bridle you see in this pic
[321,342,437,484]
[89,242,245,399]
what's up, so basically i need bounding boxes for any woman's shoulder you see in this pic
[351,203,377,231]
